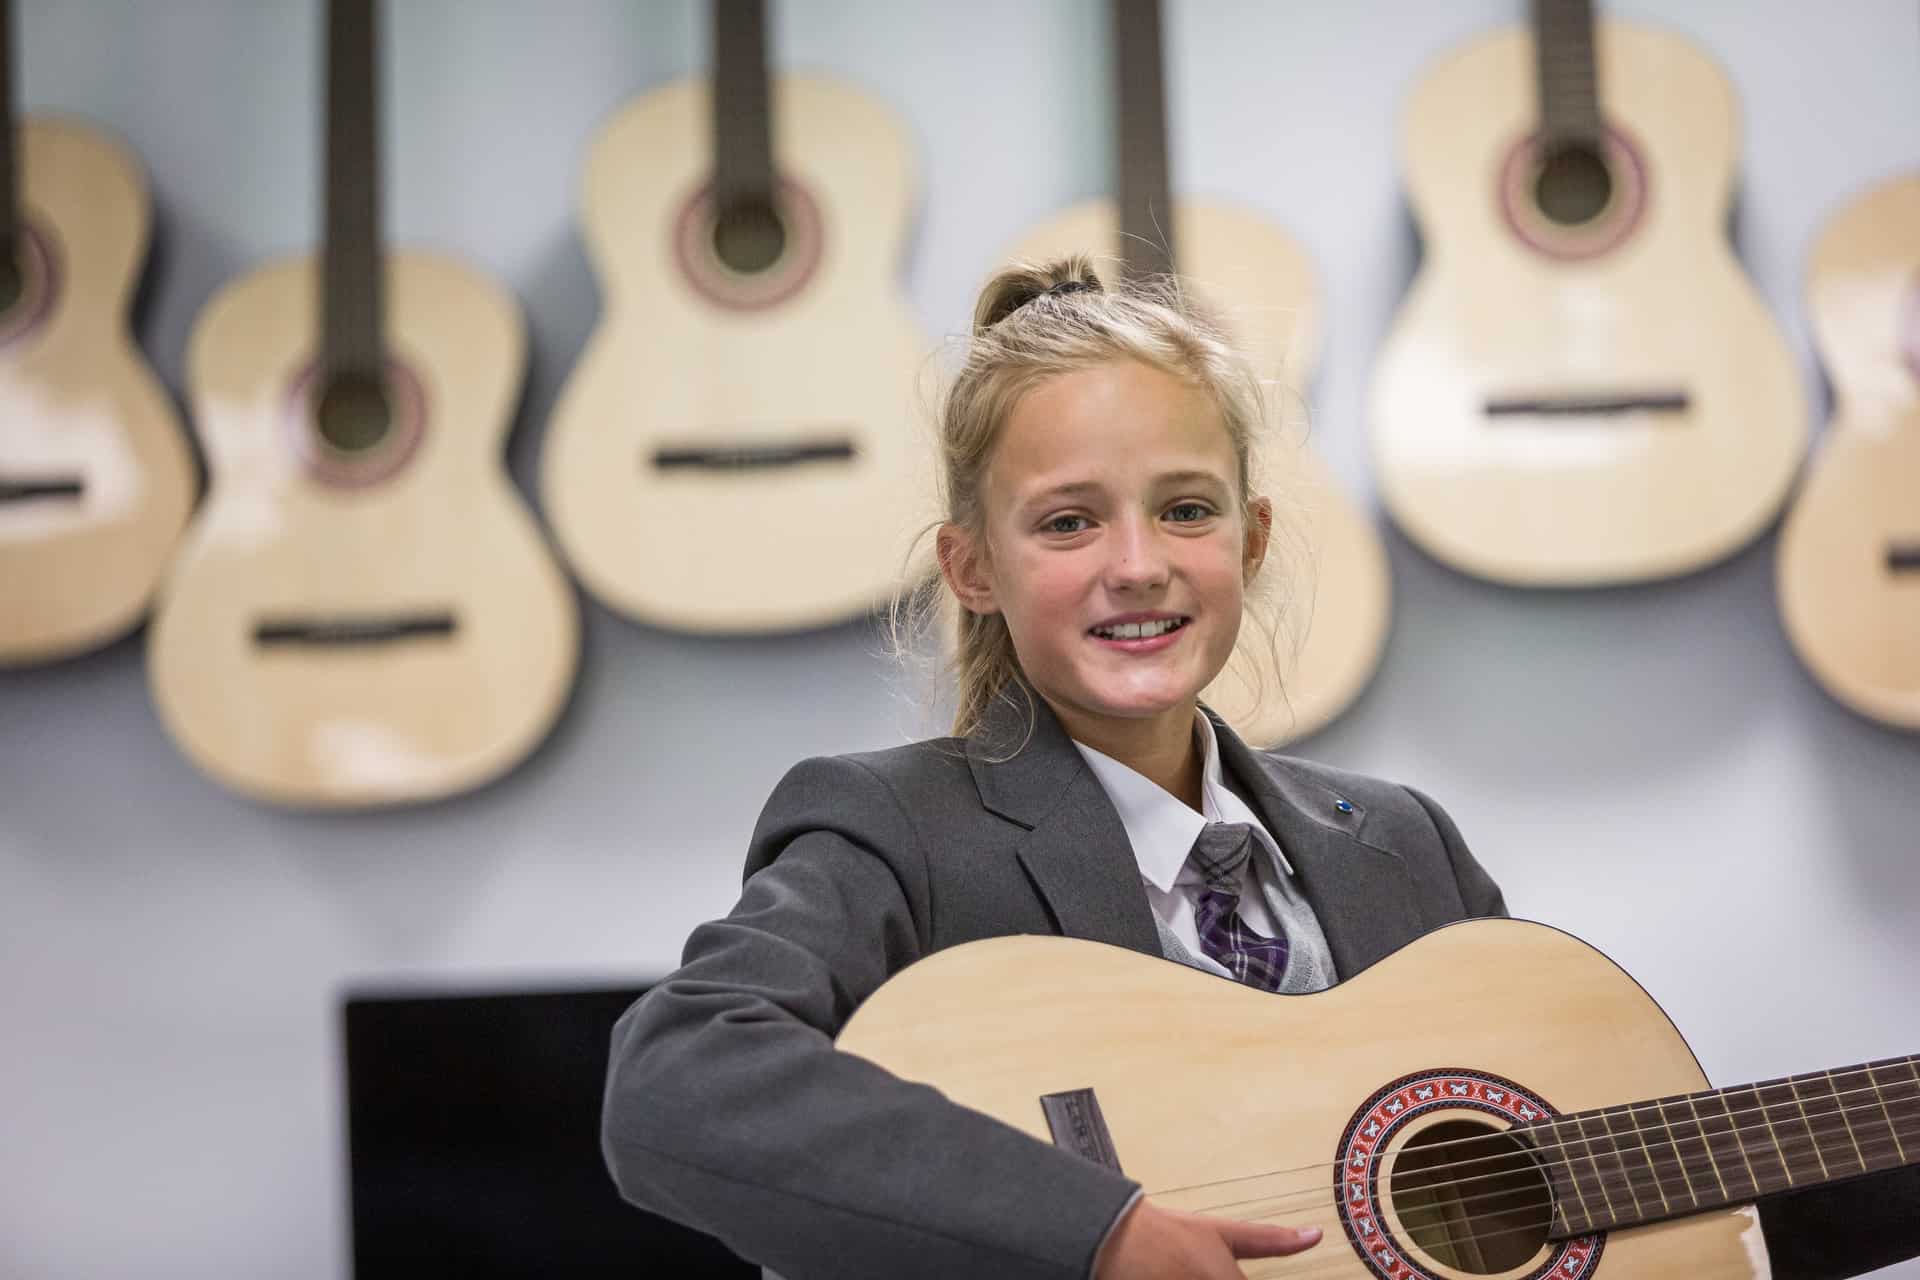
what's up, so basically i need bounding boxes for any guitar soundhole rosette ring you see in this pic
[1498,125,1648,262]
[0,221,61,349]
[674,176,823,312]
[283,358,429,491]
[1335,1068,1604,1280]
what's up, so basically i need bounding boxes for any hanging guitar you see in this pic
[145,0,578,808]
[0,0,195,665]
[1368,0,1806,586]
[541,0,930,634]
[838,920,1920,1279]
[1776,171,1920,731]
[991,0,1390,746]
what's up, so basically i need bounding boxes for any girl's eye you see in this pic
[1167,502,1214,523]
[1045,514,1088,535]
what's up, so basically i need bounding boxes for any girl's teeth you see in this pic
[1095,618,1182,639]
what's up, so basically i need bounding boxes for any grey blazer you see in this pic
[601,691,1917,1280]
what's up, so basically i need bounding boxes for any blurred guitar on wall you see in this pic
[541,0,930,635]
[1369,0,1806,587]
[1777,172,1920,731]
[0,0,195,666]
[995,0,1390,746]
[146,0,578,808]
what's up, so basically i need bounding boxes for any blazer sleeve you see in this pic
[600,754,1140,1280]
[1408,785,1920,1278]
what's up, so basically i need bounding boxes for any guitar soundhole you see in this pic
[1534,143,1612,227]
[0,222,60,347]
[675,177,823,312]
[0,248,22,313]
[712,198,787,275]
[315,372,393,454]
[285,359,428,490]
[1390,1120,1551,1274]
[1499,126,1647,261]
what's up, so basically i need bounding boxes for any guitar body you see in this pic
[0,117,195,665]
[147,252,579,808]
[999,201,1391,745]
[1777,172,1920,729]
[1370,21,1806,586]
[542,75,930,634]
[838,921,1770,1279]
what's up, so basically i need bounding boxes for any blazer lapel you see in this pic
[967,690,1164,959]
[1206,706,1430,979]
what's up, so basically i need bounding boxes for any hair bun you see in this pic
[970,255,1104,335]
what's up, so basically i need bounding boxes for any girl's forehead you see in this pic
[989,363,1237,499]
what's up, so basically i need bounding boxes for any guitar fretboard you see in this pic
[1112,0,1174,280]
[1527,1053,1920,1238]
[1531,0,1602,150]
[323,0,384,384]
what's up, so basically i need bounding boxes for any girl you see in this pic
[600,258,1915,1280]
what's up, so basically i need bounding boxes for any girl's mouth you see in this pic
[1088,616,1190,651]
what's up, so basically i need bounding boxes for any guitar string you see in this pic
[1220,1130,1911,1271]
[1230,1139,1916,1280]
[1162,1091,1914,1239]
[1160,1065,1919,1201]
[1138,1067,1917,1205]
[1209,1126,1908,1244]
[1186,1105,1909,1224]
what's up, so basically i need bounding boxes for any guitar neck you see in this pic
[1111,0,1174,279]
[323,0,384,381]
[1530,0,1602,150]
[711,0,775,219]
[1534,1052,1920,1237]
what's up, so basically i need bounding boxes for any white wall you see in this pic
[2,2,1916,1276]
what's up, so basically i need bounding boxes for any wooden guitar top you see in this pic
[0,117,195,665]
[1778,171,1920,729]
[147,251,579,808]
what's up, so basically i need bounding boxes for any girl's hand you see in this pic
[1094,1199,1323,1279]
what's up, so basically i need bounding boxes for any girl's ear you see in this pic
[1243,497,1274,583]
[936,522,1000,615]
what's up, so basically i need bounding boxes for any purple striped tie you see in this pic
[1189,822,1289,993]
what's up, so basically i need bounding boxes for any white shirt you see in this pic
[1069,711,1295,980]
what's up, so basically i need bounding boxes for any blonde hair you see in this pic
[891,254,1305,748]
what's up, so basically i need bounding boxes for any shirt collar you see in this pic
[1069,709,1294,894]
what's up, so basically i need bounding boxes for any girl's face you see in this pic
[941,359,1270,750]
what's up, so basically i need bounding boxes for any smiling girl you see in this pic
[598,258,1909,1280]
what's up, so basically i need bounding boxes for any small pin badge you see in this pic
[1335,799,1354,815]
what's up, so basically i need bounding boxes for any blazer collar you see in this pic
[965,689,1430,979]
[966,689,1163,958]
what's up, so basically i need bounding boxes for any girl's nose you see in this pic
[1105,513,1170,592]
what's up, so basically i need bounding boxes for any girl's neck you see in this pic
[1047,695,1205,813]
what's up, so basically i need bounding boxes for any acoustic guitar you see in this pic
[145,0,578,808]
[0,0,195,665]
[996,0,1390,746]
[1368,0,1806,587]
[1776,172,1920,731]
[838,920,1919,1279]
[540,0,930,634]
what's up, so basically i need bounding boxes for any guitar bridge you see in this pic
[650,438,856,471]
[253,614,457,648]
[1040,1087,1124,1173]
[0,475,84,502]
[1484,391,1689,418]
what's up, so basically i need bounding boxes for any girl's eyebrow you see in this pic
[1021,470,1229,508]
